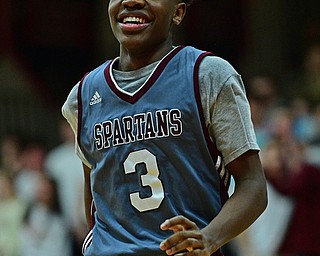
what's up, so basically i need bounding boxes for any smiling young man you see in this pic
[62,0,267,255]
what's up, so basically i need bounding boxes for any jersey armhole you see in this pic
[193,52,219,159]
[193,52,230,205]
[77,72,90,153]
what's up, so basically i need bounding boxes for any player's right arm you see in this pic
[61,83,94,229]
[83,163,94,229]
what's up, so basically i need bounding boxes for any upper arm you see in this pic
[62,82,92,168]
[227,150,267,206]
[227,150,265,182]
[61,82,79,135]
[199,57,259,166]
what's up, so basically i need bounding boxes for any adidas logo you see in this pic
[89,91,102,105]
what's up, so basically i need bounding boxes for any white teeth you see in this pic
[123,17,146,24]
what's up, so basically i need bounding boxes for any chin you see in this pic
[120,37,149,51]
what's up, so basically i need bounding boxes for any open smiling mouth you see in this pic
[122,16,148,24]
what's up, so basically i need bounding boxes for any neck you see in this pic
[118,41,174,71]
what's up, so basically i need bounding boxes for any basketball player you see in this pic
[62,0,267,255]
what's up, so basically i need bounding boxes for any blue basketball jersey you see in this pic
[78,46,228,255]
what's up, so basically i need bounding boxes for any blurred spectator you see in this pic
[300,43,320,106]
[235,182,294,256]
[288,43,320,107]
[246,141,295,256]
[247,75,281,149]
[19,174,71,256]
[14,141,46,204]
[0,170,27,256]
[312,103,320,143]
[237,69,320,255]
[233,139,295,256]
[44,119,86,255]
[290,97,317,144]
[0,134,22,175]
[304,103,320,167]
[263,139,320,256]
[268,106,295,144]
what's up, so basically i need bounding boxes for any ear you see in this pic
[172,2,187,25]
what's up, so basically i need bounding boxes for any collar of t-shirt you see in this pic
[112,60,159,94]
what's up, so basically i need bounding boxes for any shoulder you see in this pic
[197,55,244,101]
[199,55,239,83]
[61,82,79,122]
[61,60,112,127]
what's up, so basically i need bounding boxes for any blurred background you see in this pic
[0,0,320,256]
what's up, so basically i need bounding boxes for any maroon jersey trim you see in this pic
[193,53,230,206]
[77,72,89,152]
[193,52,218,159]
[104,46,185,104]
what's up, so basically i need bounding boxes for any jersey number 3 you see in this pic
[124,149,165,212]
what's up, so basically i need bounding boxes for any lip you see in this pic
[119,22,150,32]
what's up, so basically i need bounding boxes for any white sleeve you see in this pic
[61,83,92,168]
[199,56,260,165]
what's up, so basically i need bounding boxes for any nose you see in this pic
[122,0,145,9]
